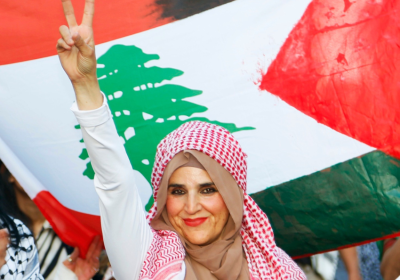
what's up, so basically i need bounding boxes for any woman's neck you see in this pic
[14,187,45,238]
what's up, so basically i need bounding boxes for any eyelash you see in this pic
[170,187,217,195]
[201,187,217,194]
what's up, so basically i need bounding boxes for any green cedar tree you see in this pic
[76,44,253,210]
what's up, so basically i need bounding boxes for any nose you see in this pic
[185,192,201,215]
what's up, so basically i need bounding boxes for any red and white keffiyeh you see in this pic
[140,121,306,280]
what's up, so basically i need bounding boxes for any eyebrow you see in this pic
[168,183,184,188]
[199,182,215,187]
[167,182,215,188]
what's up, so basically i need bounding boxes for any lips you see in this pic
[183,217,208,227]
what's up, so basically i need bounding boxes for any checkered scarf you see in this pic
[140,121,306,280]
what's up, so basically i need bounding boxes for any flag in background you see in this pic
[1,0,399,258]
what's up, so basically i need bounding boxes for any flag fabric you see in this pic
[0,0,399,258]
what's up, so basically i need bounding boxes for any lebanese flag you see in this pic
[0,0,398,258]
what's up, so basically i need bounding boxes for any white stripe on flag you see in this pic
[0,136,44,198]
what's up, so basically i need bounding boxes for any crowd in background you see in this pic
[0,160,113,280]
[1,157,400,280]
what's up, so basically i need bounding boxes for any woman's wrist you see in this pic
[72,77,103,111]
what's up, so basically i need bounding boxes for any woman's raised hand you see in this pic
[57,0,103,110]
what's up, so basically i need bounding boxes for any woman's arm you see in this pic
[71,98,153,279]
[381,239,400,280]
[57,1,153,279]
[56,0,102,111]
[339,247,362,280]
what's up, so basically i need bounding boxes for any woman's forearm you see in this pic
[71,98,153,280]
[339,247,361,280]
[381,239,400,280]
[72,78,102,111]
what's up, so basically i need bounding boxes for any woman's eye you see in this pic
[201,187,217,194]
[171,189,185,195]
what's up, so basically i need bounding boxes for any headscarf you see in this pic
[151,150,249,280]
[139,121,306,280]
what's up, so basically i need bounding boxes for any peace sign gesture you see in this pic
[57,0,102,110]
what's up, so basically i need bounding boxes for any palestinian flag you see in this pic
[1,0,399,258]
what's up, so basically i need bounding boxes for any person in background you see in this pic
[357,243,383,280]
[0,197,43,279]
[0,161,102,280]
[335,244,383,280]
[295,257,323,280]
[337,247,362,280]
[297,245,382,280]
[379,238,400,280]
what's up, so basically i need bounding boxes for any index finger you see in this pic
[61,0,78,27]
[82,0,95,27]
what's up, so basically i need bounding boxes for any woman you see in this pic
[0,161,102,280]
[0,199,43,279]
[56,0,306,279]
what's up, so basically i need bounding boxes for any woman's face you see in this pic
[166,167,229,246]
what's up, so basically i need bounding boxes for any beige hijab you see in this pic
[150,150,250,280]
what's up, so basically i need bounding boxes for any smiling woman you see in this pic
[57,0,306,279]
[165,164,230,246]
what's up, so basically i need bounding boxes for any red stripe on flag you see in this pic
[33,190,102,258]
[0,0,171,65]
[260,0,400,159]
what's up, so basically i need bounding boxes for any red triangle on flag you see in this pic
[261,0,400,159]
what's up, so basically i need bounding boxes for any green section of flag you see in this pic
[251,150,400,257]
[77,44,253,210]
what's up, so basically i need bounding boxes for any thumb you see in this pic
[72,33,94,57]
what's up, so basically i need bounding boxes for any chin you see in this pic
[187,238,210,245]
[184,231,212,245]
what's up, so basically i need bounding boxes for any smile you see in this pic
[183,217,208,227]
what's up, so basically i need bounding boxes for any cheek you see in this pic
[203,194,229,221]
[166,195,184,218]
